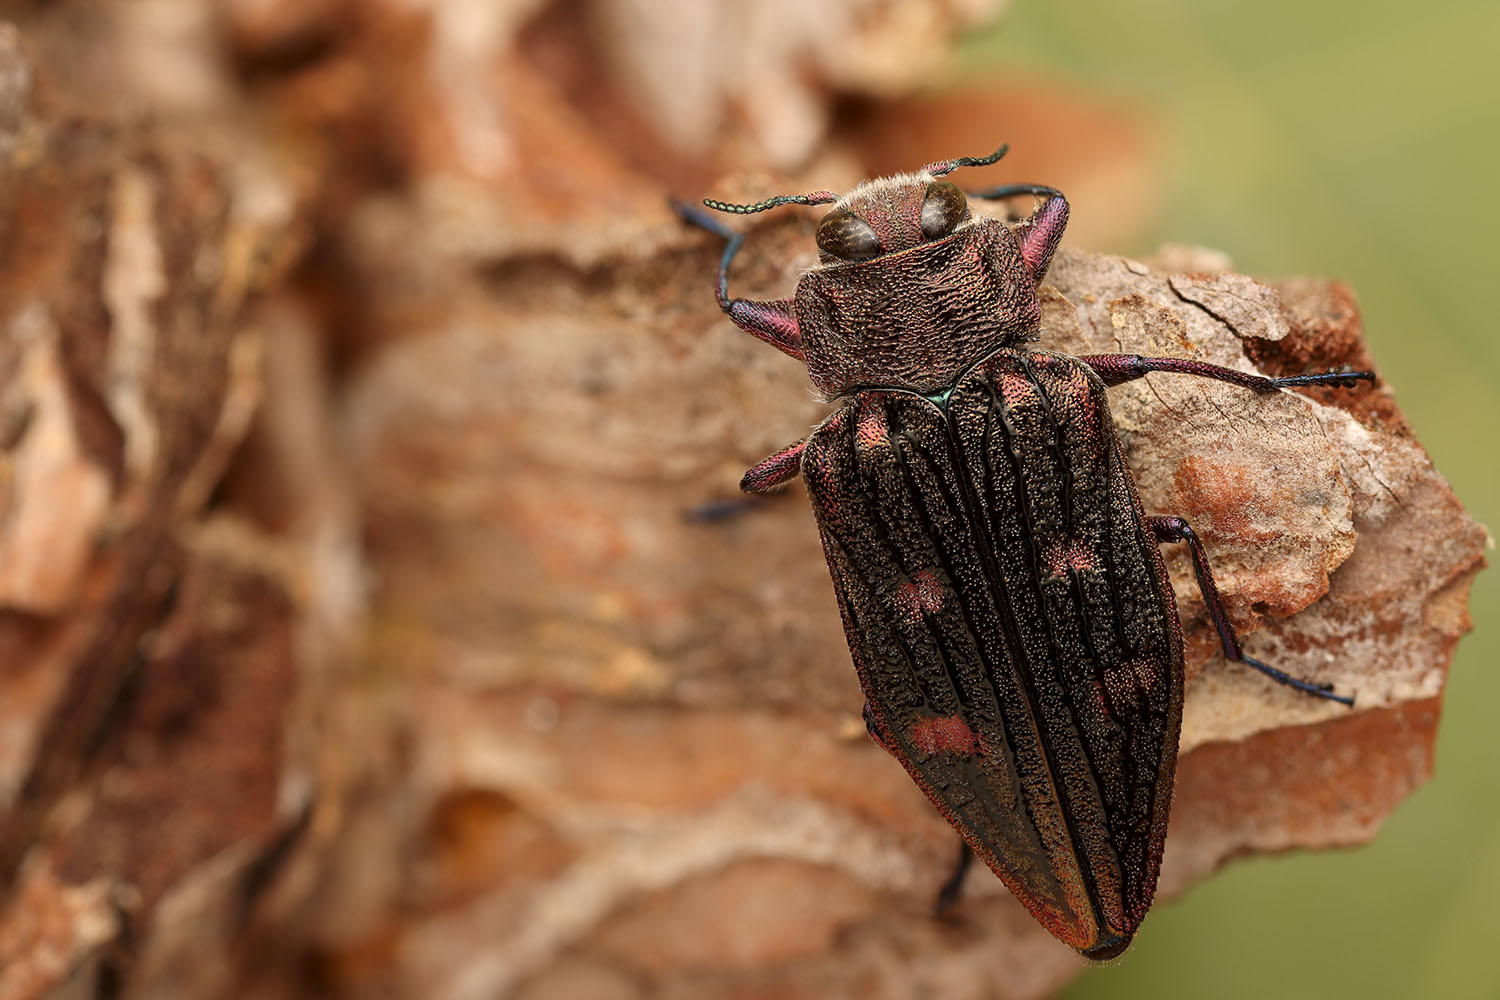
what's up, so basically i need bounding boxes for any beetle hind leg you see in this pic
[1234,653,1350,701]
[933,840,975,917]
[859,701,985,921]
[1148,515,1354,706]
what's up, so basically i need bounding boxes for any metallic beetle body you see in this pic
[685,147,1365,958]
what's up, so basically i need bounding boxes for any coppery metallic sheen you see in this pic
[797,218,1037,399]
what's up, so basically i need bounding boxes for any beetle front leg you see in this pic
[1147,515,1353,706]
[1081,354,1374,394]
[740,438,807,494]
[969,185,1069,283]
[672,200,805,359]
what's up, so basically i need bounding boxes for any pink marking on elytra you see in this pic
[894,569,945,623]
[856,407,888,449]
[909,715,978,756]
[1043,535,1096,578]
[1000,371,1038,408]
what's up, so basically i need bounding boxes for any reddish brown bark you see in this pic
[0,5,1485,999]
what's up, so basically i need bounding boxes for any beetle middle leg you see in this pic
[1147,515,1353,706]
[682,438,807,524]
[1080,354,1374,394]
[682,439,805,523]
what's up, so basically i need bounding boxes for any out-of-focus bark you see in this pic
[0,3,1486,999]
[0,17,320,999]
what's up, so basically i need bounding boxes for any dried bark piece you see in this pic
[0,859,118,1000]
[1040,248,1484,745]
[0,523,311,999]
[323,188,1483,996]
[0,106,292,831]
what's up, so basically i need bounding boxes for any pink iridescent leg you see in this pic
[1081,354,1374,394]
[740,439,806,494]
[968,185,1069,283]
[673,201,804,359]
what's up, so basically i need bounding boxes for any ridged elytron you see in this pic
[677,145,1371,959]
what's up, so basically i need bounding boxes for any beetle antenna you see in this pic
[924,144,1010,177]
[703,191,839,215]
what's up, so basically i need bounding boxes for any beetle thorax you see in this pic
[795,214,1042,400]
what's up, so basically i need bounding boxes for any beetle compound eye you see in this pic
[816,210,882,262]
[921,181,968,239]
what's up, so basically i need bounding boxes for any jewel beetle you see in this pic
[676,145,1372,959]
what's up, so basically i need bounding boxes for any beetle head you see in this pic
[704,146,1066,398]
[705,146,1009,269]
[809,175,969,265]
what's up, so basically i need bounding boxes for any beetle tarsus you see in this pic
[1241,655,1356,706]
[673,196,805,357]
[671,198,736,239]
[681,497,766,524]
[966,182,1064,202]
[1270,370,1377,391]
[1084,354,1376,398]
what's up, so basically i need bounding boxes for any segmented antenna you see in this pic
[924,144,1010,178]
[702,191,839,215]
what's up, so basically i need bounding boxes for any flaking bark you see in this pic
[0,4,1486,999]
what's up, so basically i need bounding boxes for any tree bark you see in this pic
[0,5,1486,999]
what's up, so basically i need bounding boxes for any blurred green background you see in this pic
[962,2,1498,997]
